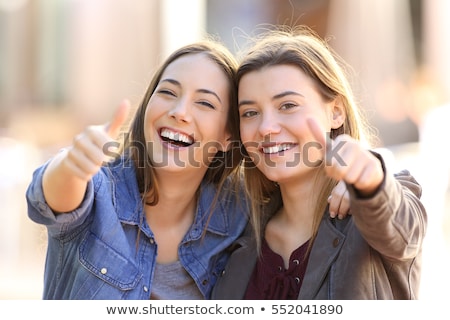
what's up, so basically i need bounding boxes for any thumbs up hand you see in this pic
[65,99,131,182]
[306,117,384,197]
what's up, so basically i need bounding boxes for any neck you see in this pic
[277,171,324,224]
[145,169,205,226]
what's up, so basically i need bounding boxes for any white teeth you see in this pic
[161,129,193,144]
[263,144,292,154]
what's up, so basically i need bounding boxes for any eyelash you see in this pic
[198,101,215,109]
[240,110,258,118]
[280,102,298,110]
[240,102,299,118]
[158,89,176,96]
[158,89,216,109]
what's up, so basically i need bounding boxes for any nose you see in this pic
[258,111,281,138]
[168,99,192,123]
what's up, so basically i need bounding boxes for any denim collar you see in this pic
[106,158,233,239]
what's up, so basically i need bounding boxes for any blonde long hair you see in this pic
[237,26,373,253]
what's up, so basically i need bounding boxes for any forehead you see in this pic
[162,53,227,83]
[239,65,314,94]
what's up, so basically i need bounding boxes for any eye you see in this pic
[157,89,176,97]
[280,102,298,110]
[240,110,258,118]
[198,100,216,110]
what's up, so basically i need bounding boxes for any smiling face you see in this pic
[144,53,231,174]
[238,64,344,184]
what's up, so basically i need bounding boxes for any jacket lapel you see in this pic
[213,234,257,299]
[298,217,346,299]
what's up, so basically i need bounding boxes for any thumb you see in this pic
[105,99,131,138]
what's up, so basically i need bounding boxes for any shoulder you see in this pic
[198,181,249,234]
[200,177,248,209]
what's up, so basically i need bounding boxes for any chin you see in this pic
[260,170,289,184]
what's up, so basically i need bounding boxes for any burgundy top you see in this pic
[244,238,310,300]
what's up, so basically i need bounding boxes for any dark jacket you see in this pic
[211,170,427,300]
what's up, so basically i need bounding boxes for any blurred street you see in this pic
[1,0,449,300]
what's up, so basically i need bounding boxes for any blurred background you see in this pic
[1,0,449,300]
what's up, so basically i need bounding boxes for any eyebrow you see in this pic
[238,90,305,108]
[160,78,222,104]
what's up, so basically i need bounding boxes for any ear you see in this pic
[329,97,346,129]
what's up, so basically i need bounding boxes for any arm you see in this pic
[43,100,130,213]
[307,118,426,260]
[349,164,427,260]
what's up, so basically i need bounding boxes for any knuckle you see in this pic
[72,133,84,146]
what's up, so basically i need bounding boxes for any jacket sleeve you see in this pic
[25,160,97,238]
[347,153,427,261]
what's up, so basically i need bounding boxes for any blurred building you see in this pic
[0,0,448,299]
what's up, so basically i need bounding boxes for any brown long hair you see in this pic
[122,38,243,228]
[237,26,374,253]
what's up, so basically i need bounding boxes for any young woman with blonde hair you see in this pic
[212,26,427,300]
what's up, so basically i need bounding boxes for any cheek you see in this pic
[239,123,259,159]
[143,109,152,133]
[143,105,160,143]
[198,121,227,153]
[239,122,254,145]
[143,99,155,121]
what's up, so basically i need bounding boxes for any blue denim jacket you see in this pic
[26,157,248,299]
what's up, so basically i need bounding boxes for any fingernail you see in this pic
[330,211,336,218]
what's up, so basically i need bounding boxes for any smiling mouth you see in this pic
[262,143,296,154]
[160,128,194,147]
